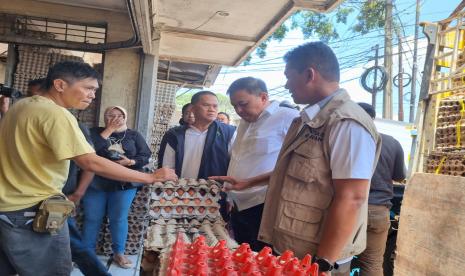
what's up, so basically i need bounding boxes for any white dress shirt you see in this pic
[301,97,376,180]
[228,101,299,211]
[162,125,236,178]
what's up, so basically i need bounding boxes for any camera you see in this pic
[0,84,23,99]
[107,150,123,161]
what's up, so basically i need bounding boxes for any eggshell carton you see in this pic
[145,217,237,252]
[152,178,222,190]
[150,198,219,207]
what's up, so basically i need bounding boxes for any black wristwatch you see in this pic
[312,256,339,272]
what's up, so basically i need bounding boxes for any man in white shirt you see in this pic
[222,42,381,276]
[211,77,298,251]
[158,91,236,219]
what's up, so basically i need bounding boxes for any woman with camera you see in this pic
[81,106,151,269]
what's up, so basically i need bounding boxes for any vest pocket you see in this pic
[284,150,332,208]
[277,200,323,241]
[286,152,316,182]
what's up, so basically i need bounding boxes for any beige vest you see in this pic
[258,90,381,259]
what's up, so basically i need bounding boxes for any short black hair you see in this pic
[218,112,230,120]
[181,103,192,115]
[226,77,268,96]
[191,91,217,105]
[42,61,101,91]
[284,41,340,82]
[358,102,376,119]
[28,78,45,87]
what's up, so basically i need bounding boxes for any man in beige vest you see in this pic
[224,42,381,275]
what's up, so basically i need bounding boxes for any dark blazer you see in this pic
[158,121,235,178]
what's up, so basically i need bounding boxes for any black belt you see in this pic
[0,203,40,217]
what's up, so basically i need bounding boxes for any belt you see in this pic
[0,203,40,217]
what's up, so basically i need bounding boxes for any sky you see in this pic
[178,0,462,122]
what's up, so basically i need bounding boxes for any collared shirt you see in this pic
[228,101,299,211]
[0,96,94,211]
[162,125,236,178]
[301,90,376,179]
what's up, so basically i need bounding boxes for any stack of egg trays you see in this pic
[149,178,222,220]
[436,97,465,151]
[144,218,238,252]
[424,150,465,177]
[149,103,176,165]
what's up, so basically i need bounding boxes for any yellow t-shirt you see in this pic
[0,95,94,211]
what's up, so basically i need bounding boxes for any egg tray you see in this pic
[151,196,219,207]
[434,97,465,151]
[158,235,322,276]
[149,178,223,220]
[145,218,238,253]
[149,204,220,220]
[151,187,220,202]
[152,179,221,193]
[424,150,465,177]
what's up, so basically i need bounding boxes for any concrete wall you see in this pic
[99,49,141,128]
[0,0,133,43]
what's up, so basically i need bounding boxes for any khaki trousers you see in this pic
[353,204,390,276]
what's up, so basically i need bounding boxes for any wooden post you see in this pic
[398,35,404,121]
[384,0,394,119]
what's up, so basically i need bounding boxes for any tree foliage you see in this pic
[352,0,386,34]
[244,0,386,62]
[176,92,235,115]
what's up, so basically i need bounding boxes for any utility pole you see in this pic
[384,0,393,119]
[398,35,404,121]
[410,0,421,123]
[372,44,380,109]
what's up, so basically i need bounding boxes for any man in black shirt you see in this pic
[63,122,111,276]
[355,103,406,276]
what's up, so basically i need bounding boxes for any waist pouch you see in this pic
[33,195,75,235]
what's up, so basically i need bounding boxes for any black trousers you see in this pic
[231,203,268,252]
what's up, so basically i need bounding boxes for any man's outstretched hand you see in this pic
[152,168,178,183]
[208,176,250,191]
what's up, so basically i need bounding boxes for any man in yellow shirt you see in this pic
[0,61,177,276]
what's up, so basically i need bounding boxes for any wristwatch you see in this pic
[312,256,339,272]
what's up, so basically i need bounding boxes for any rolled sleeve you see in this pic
[329,120,376,179]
